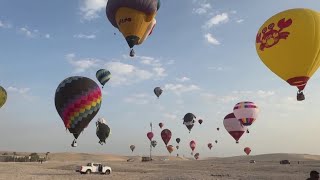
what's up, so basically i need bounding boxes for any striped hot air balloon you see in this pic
[96,69,111,88]
[233,101,259,126]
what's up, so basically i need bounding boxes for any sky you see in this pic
[1,0,320,158]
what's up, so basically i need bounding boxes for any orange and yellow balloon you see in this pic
[256,8,320,101]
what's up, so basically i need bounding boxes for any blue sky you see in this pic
[1,0,320,158]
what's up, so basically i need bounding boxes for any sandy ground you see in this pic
[0,153,319,180]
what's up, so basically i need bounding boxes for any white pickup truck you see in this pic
[76,162,112,175]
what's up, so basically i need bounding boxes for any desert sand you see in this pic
[0,152,319,180]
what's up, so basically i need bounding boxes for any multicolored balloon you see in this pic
[96,69,111,88]
[54,76,102,145]
[183,113,196,133]
[256,8,320,101]
[130,145,135,152]
[154,87,163,98]
[244,147,251,155]
[233,101,259,126]
[223,113,247,143]
[161,129,172,146]
[0,86,7,108]
[147,132,154,141]
[106,0,161,57]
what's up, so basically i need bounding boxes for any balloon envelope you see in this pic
[151,140,157,148]
[167,145,174,154]
[256,8,320,93]
[161,129,172,146]
[96,69,111,87]
[0,86,7,108]
[154,87,163,98]
[244,147,251,155]
[208,143,213,150]
[223,113,247,143]
[190,140,196,151]
[233,101,259,126]
[130,145,135,152]
[96,118,111,144]
[54,76,102,139]
[159,122,163,129]
[147,132,154,141]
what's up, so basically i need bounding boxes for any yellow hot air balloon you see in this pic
[106,0,160,57]
[0,86,7,108]
[255,8,320,101]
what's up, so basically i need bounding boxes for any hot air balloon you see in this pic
[233,101,259,126]
[217,127,220,131]
[190,140,196,152]
[106,0,161,57]
[96,69,111,89]
[130,145,135,152]
[161,129,172,146]
[151,140,157,148]
[223,113,247,144]
[167,145,174,154]
[176,138,180,144]
[198,119,203,125]
[183,113,196,133]
[244,147,251,155]
[154,87,163,98]
[256,8,320,101]
[54,76,102,147]
[176,145,179,150]
[215,140,218,144]
[147,132,154,141]
[159,122,163,129]
[0,86,7,108]
[96,118,111,145]
[194,153,200,160]
[208,143,213,150]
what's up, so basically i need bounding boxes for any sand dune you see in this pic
[0,152,319,179]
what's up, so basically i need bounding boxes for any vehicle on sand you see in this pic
[76,162,112,175]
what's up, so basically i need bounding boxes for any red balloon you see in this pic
[208,143,213,150]
[190,140,196,151]
[161,129,172,145]
[159,122,163,129]
[244,147,251,155]
[147,132,154,141]
[167,145,174,154]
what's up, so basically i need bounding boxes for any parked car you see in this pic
[249,160,256,163]
[280,160,290,164]
[75,162,112,175]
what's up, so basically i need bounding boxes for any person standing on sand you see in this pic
[307,170,319,180]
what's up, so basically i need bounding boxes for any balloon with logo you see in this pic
[96,118,111,145]
[154,87,163,98]
[159,122,163,129]
[54,76,102,147]
[190,140,196,153]
[130,145,135,152]
[151,140,157,148]
[208,143,213,150]
[96,69,111,89]
[183,113,196,133]
[147,132,154,141]
[233,101,259,126]
[223,113,247,143]
[161,129,172,146]
[167,145,174,154]
[194,153,200,160]
[0,86,7,108]
[256,8,320,101]
[106,0,161,57]
[244,147,251,155]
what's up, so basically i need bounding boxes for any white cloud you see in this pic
[236,19,244,23]
[176,77,190,82]
[193,3,211,15]
[73,33,96,39]
[66,53,100,73]
[80,0,108,21]
[166,60,175,65]
[204,33,220,45]
[7,87,30,94]
[19,27,50,39]
[163,113,178,120]
[208,66,224,71]
[123,93,153,105]
[164,84,200,95]
[203,13,229,29]
[0,20,12,28]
